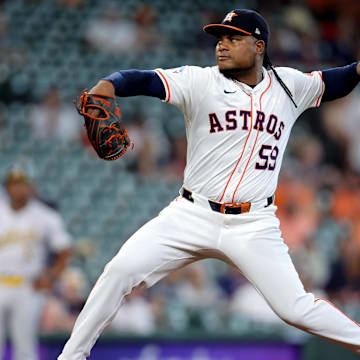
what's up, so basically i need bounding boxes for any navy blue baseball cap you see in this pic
[203,9,269,46]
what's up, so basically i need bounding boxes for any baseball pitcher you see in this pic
[59,9,360,360]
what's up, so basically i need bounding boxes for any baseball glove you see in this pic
[76,90,131,161]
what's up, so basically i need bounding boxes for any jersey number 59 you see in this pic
[255,145,279,171]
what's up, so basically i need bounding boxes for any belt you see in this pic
[181,188,274,215]
[0,275,25,287]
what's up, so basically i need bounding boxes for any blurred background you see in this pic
[0,0,359,359]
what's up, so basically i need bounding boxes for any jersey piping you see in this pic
[231,71,273,201]
[219,91,253,203]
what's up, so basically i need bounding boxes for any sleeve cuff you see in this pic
[316,71,325,107]
[154,69,171,103]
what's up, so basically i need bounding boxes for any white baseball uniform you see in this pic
[59,65,360,360]
[0,197,71,360]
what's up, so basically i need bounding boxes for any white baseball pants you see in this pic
[59,196,360,360]
[0,283,42,360]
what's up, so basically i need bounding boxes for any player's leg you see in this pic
[9,285,39,360]
[58,198,215,360]
[0,287,9,360]
[0,312,5,360]
[219,206,360,354]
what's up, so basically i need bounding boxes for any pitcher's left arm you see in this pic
[321,62,360,102]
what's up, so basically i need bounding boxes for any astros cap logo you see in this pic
[223,11,238,22]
